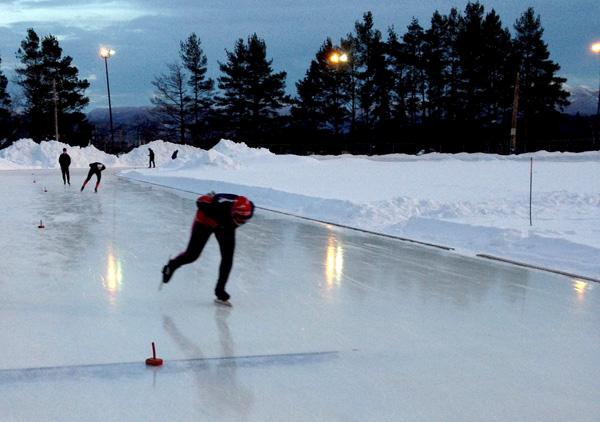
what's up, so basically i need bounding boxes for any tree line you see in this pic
[0,3,590,154]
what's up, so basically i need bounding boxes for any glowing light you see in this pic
[100,47,116,58]
[572,279,588,302]
[339,53,349,63]
[329,52,340,64]
[591,42,600,54]
[103,246,122,305]
[325,235,344,287]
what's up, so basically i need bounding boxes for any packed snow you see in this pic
[1,138,598,280]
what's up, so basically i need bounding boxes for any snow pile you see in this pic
[0,139,119,169]
[0,139,193,169]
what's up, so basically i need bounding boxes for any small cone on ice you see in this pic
[38,220,45,229]
[145,342,163,366]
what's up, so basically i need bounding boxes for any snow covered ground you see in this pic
[1,138,599,280]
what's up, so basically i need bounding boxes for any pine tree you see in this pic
[15,29,46,139]
[0,54,11,141]
[351,12,390,130]
[16,29,90,144]
[513,7,569,144]
[216,34,287,144]
[480,9,515,126]
[293,38,351,135]
[386,28,409,125]
[403,18,426,124]
[180,33,214,147]
[454,2,487,122]
[151,63,190,144]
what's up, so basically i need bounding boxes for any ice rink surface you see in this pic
[0,169,598,421]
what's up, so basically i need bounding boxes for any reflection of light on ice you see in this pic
[572,279,588,303]
[103,246,122,304]
[325,235,344,287]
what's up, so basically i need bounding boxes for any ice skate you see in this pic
[214,298,233,307]
[162,264,173,284]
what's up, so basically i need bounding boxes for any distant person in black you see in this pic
[81,162,106,193]
[58,148,71,185]
[162,192,255,306]
[171,149,178,160]
[148,148,155,168]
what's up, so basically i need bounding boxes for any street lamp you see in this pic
[591,42,600,148]
[591,42,600,116]
[328,51,348,65]
[100,47,116,146]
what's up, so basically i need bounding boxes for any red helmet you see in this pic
[231,196,254,225]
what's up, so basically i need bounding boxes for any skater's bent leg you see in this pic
[81,169,94,189]
[214,227,235,300]
[169,223,212,271]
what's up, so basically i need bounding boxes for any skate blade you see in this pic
[158,278,164,291]
[214,299,232,307]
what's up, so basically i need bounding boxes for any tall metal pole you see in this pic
[596,54,600,147]
[52,78,59,142]
[510,72,520,154]
[104,56,114,146]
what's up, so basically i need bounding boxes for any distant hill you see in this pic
[87,106,154,125]
[564,85,598,116]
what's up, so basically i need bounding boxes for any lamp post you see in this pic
[591,42,600,148]
[100,47,116,147]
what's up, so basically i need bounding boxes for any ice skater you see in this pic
[80,162,106,193]
[58,148,71,185]
[161,192,255,306]
[148,148,155,168]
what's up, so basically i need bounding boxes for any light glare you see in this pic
[591,42,600,54]
[100,47,116,58]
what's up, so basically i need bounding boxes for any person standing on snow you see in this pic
[161,192,255,306]
[58,148,71,185]
[148,148,155,168]
[80,162,106,193]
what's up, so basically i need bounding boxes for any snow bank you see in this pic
[2,138,599,280]
[121,140,600,280]
[0,139,194,169]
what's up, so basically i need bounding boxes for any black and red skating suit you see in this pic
[81,162,106,192]
[168,193,254,301]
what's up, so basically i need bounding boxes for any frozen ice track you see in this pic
[0,169,598,422]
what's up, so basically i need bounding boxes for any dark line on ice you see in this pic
[476,254,600,283]
[0,351,339,385]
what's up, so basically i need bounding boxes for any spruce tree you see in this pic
[513,7,569,144]
[180,33,214,147]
